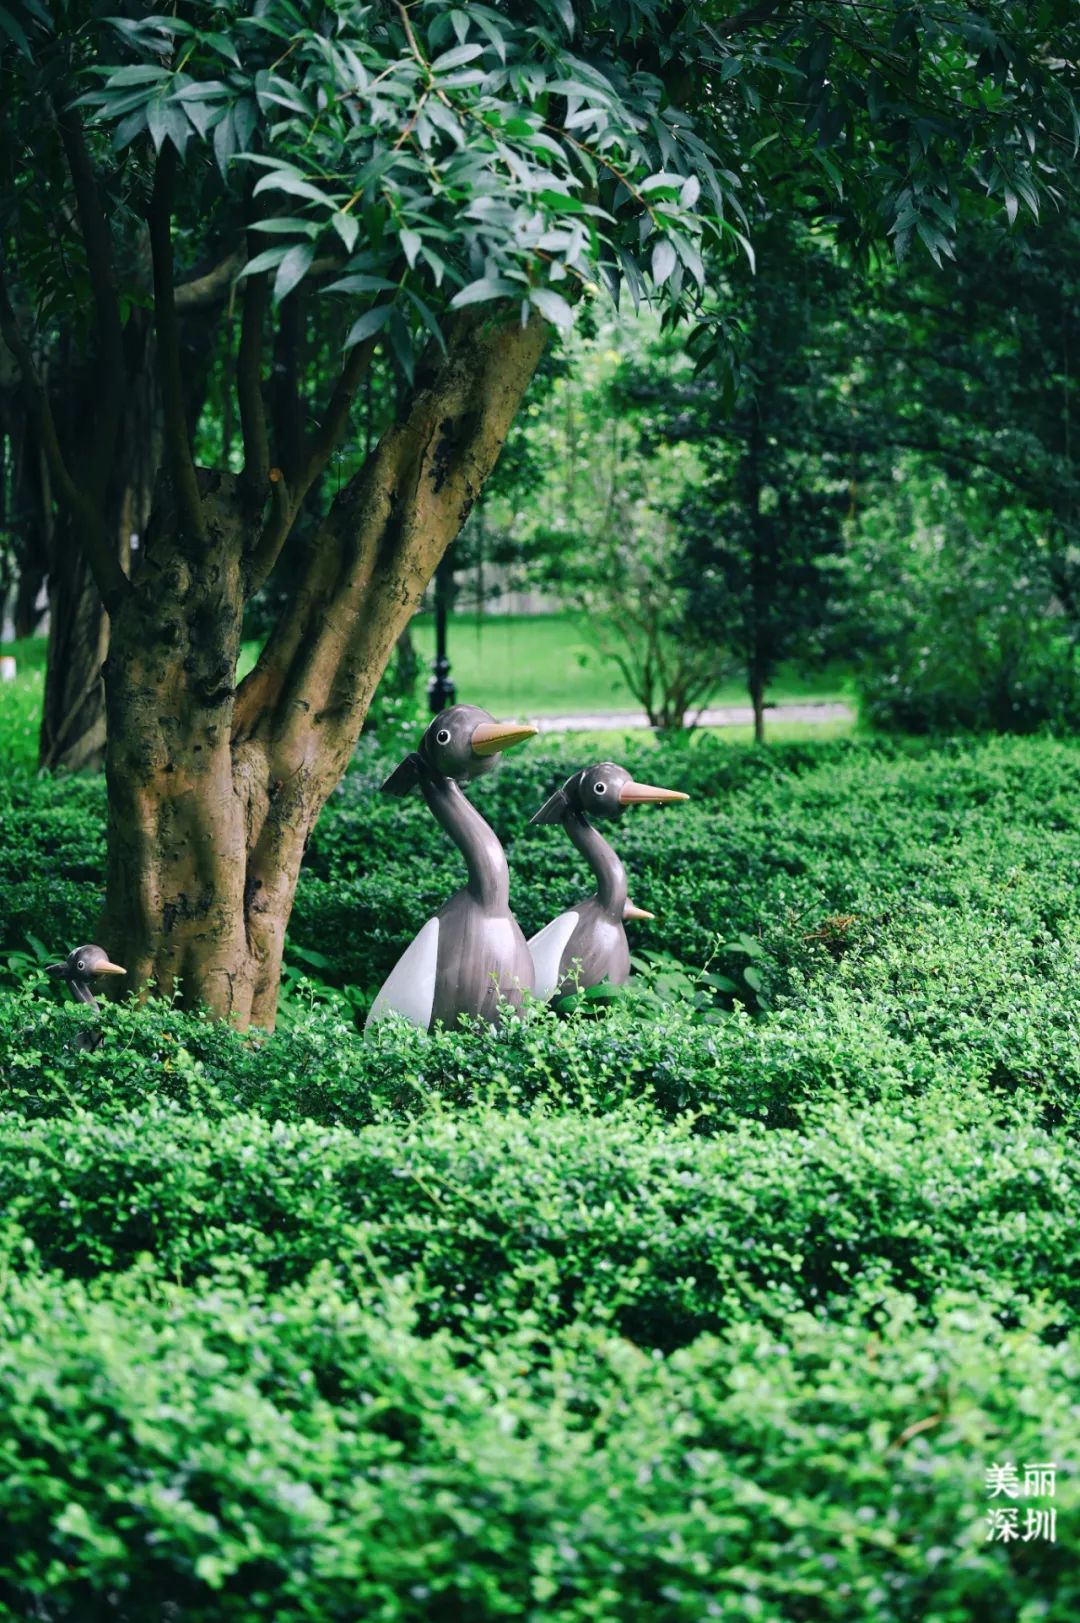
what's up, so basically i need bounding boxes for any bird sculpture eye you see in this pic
[594,782,608,795]
[76,960,85,973]
[436,728,451,745]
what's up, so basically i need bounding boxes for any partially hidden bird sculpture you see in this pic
[527,762,688,1000]
[46,945,127,1049]
[365,705,537,1033]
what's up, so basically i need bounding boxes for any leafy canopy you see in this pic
[64,0,1080,372]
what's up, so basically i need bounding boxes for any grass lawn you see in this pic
[2,618,856,776]
[409,610,855,717]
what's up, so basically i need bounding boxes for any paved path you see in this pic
[529,701,854,733]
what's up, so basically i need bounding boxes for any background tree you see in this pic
[1,0,1077,1023]
[634,214,862,739]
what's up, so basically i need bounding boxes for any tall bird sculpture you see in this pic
[527,762,688,1000]
[365,705,537,1032]
[46,945,127,1049]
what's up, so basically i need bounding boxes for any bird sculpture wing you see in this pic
[527,910,581,1002]
[365,917,440,1031]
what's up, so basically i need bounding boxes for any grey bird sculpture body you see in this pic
[365,705,537,1033]
[528,762,688,1000]
[46,945,126,1049]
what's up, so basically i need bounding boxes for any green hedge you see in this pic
[4,734,1080,1619]
[9,733,1080,1003]
[0,1269,1076,1622]
[1,1091,1076,1348]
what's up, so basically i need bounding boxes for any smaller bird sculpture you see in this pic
[366,704,537,1032]
[527,762,688,1000]
[46,945,127,1050]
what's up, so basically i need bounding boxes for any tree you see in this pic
[842,462,1080,733]
[467,315,734,728]
[667,215,861,741]
[0,0,1076,1024]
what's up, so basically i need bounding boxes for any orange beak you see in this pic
[617,781,689,806]
[624,902,655,921]
[94,962,127,976]
[471,721,537,757]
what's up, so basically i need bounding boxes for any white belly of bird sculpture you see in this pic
[527,910,580,1001]
[365,917,440,1031]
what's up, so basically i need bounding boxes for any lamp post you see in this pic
[428,546,456,713]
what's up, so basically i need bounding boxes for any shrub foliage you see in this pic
[2,734,1080,1617]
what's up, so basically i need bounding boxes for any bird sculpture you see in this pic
[46,945,127,1049]
[365,704,537,1032]
[527,762,688,1000]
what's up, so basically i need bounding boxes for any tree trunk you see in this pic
[99,310,547,1029]
[39,515,111,771]
[39,325,161,772]
[749,664,766,744]
[12,555,46,639]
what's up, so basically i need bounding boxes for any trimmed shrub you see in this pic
[0,1270,1076,1622]
[0,1091,1076,1345]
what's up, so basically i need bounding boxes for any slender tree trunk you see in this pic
[749,664,766,744]
[99,310,547,1029]
[38,324,162,772]
[12,557,46,639]
[39,515,111,771]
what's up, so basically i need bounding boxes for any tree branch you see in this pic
[234,309,547,751]
[175,250,343,311]
[271,287,305,485]
[293,331,377,504]
[0,262,130,612]
[243,328,379,598]
[56,105,125,482]
[237,223,271,493]
[245,467,293,597]
[174,248,245,310]
[147,145,205,542]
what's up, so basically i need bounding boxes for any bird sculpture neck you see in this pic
[69,980,99,1009]
[421,771,509,911]
[564,810,627,916]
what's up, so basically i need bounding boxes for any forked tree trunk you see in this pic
[99,311,546,1029]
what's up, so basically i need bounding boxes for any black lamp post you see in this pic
[428,546,456,713]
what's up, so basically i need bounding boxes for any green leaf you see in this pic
[431,43,485,72]
[324,274,398,295]
[273,243,314,303]
[332,212,360,253]
[344,306,393,349]
[449,276,520,308]
[253,171,335,208]
[651,239,677,286]
[679,175,701,209]
[539,188,586,214]
[236,245,290,280]
[213,109,236,175]
[528,287,574,330]
[204,30,241,67]
[104,65,169,88]
[400,228,422,268]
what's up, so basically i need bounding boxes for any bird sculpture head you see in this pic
[530,761,689,825]
[381,704,537,796]
[46,945,126,1005]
